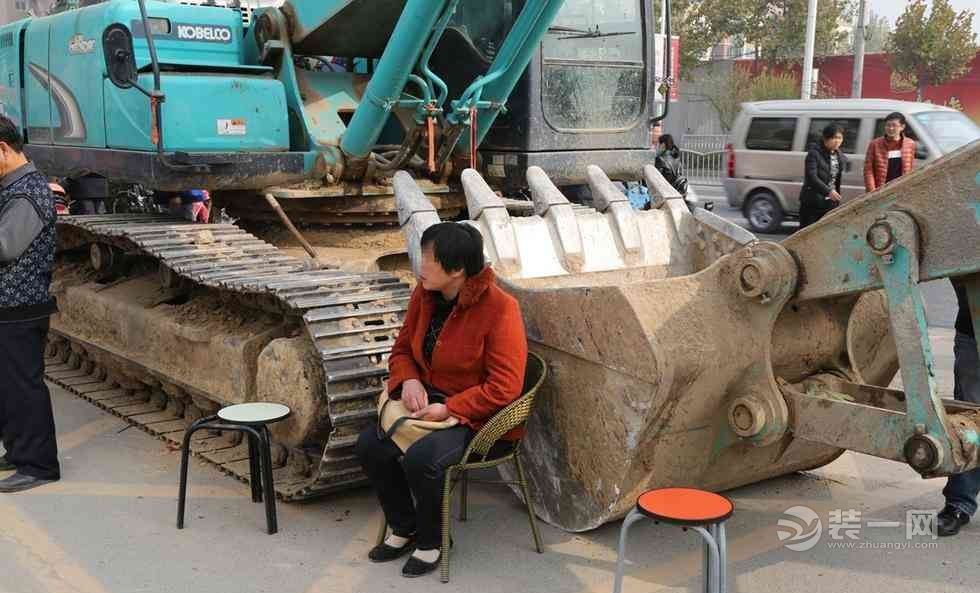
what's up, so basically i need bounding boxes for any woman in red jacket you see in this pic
[864,111,916,193]
[356,222,528,578]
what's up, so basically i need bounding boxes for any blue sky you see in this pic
[870,0,979,34]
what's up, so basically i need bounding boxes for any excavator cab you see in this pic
[477,0,656,189]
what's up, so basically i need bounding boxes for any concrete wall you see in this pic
[663,61,731,137]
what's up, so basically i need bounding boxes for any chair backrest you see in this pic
[467,351,547,458]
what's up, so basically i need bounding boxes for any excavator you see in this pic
[3,0,979,531]
[3,0,663,501]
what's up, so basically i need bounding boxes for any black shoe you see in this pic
[401,551,440,578]
[0,456,14,472]
[368,538,415,563]
[938,506,971,537]
[0,472,58,493]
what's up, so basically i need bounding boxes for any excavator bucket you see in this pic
[395,142,980,532]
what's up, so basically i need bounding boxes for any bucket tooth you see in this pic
[643,163,684,206]
[393,171,441,277]
[586,165,642,265]
[526,166,583,273]
[462,169,521,275]
[692,208,756,247]
[462,168,505,219]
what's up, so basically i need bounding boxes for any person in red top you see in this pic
[356,222,528,578]
[864,112,916,193]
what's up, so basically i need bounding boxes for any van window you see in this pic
[874,118,928,159]
[913,111,980,153]
[745,117,797,151]
[806,118,860,153]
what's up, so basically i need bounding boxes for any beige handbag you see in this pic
[377,387,459,452]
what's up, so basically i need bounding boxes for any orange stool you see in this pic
[613,488,734,593]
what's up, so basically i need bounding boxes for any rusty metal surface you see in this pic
[50,214,410,500]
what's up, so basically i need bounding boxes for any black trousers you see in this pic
[0,316,60,480]
[356,424,512,550]
[799,194,837,230]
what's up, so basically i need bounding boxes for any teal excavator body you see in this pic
[0,0,661,207]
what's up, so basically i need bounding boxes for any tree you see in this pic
[701,65,800,131]
[655,0,855,74]
[652,0,721,79]
[888,0,977,101]
[861,10,892,53]
[745,0,855,63]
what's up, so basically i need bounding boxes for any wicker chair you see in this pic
[375,351,547,583]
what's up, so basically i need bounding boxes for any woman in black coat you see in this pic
[799,124,848,229]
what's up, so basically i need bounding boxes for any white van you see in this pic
[723,99,980,233]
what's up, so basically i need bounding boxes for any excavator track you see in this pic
[46,214,409,500]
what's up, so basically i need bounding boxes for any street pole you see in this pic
[851,0,867,98]
[801,0,818,99]
[661,0,667,34]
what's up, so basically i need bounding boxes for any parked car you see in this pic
[723,99,980,233]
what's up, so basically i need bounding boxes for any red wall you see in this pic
[737,52,980,123]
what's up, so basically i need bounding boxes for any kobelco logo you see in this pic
[176,24,232,43]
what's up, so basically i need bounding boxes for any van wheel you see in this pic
[744,192,784,234]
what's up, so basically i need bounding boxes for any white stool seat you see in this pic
[218,402,291,425]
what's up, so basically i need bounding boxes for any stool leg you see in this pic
[247,432,262,503]
[259,425,278,534]
[703,527,711,593]
[612,509,646,593]
[691,527,720,593]
[718,522,727,593]
[176,417,215,529]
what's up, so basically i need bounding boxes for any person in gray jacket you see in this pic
[0,115,60,492]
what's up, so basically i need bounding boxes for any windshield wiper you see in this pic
[548,24,638,40]
[547,25,592,34]
[560,30,636,40]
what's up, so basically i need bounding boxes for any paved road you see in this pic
[0,185,968,593]
[0,343,969,593]
[692,183,960,329]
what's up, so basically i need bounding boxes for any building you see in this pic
[1,0,55,25]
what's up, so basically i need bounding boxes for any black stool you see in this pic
[177,402,291,534]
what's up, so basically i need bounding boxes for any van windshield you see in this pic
[913,111,980,153]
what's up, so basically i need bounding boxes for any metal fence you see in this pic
[681,134,728,152]
[679,134,728,184]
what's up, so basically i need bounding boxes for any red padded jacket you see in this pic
[387,267,528,440]
[864,136,915,192]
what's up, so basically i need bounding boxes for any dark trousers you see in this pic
[356,425,512,550]
[0,316,60,480]
[799,202,835,229]
[943,332,980,514]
